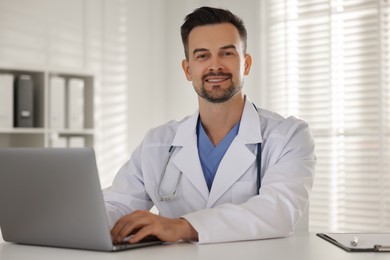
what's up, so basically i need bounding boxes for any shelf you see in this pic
[0,67,95,148]
[0,128,46,134]
[50,129,95,135]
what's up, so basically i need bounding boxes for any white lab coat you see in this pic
[103,97,316,244]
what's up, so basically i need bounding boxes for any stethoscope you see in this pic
[157,142,262,202]
[157,103,262,202]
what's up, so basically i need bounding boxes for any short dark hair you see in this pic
[180,6,247,60]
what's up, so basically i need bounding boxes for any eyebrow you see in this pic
[192,45,237,56]
[192,48,209,56]
[220,44,237,51]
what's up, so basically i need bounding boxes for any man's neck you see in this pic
[198,93,245,146]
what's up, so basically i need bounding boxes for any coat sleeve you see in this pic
[182,118,316,244]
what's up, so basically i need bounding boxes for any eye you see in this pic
[196,53,210,61]
[221,51,235,57]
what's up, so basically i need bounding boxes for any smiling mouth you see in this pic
[203,73,232,84]
[205,76,230,83]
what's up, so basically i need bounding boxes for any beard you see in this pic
[194,72,242,103]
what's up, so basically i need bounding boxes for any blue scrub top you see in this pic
[197,118,240,191]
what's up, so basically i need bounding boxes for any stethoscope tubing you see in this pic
[158,102,262,201]
[157,142,262,201]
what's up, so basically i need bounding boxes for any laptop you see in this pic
[0,148,162,251]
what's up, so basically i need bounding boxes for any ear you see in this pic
[182,59,192,81]
[244,53,252,75]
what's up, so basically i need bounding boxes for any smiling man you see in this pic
[104,6,316,245]
[181,21,251,146]
[184,28,248,104]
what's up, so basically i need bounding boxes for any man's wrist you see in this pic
[178,217,198,241]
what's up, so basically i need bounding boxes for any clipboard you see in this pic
[317,233,390,252]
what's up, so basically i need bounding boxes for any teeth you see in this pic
[208,79,223,82]
[206,78,227,83]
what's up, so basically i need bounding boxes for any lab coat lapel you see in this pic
[207,99,263,208]
[168,98,263,206]
[170,112,209,201]
[207,138,255,207]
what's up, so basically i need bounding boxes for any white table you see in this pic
[0,232,388,260]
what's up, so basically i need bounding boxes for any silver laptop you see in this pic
[0,148,162,251]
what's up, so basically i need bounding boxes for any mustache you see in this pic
[202,72,232,81]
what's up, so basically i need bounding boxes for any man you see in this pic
[104,6,316,244]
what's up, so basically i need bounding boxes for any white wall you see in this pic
[126,0,263,153]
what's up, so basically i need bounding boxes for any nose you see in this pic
[208,56,224,72]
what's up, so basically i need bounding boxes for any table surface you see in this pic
[0,231,389,260]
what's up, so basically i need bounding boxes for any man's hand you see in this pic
[110,210,198,244]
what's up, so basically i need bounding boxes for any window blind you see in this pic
[93,0,129,188]
[266,0,390,232]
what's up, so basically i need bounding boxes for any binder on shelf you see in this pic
[67,78,84,129]
[68,136,86,148]
[49,76,65,129]
[0,74,14,128]
[14,75,34,128]
[50,136,67,148]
